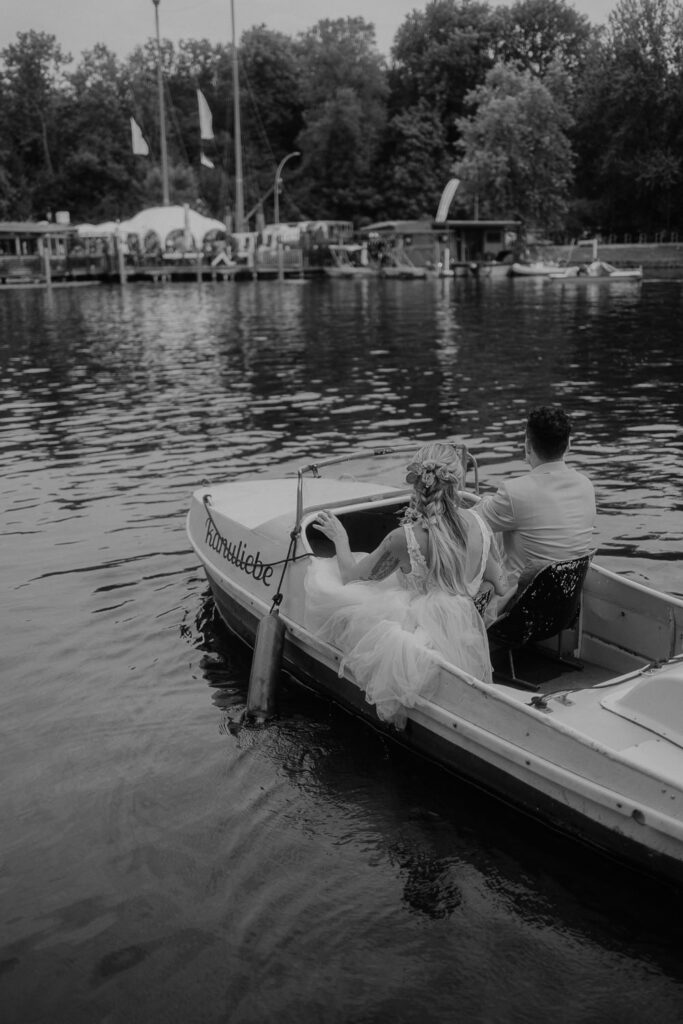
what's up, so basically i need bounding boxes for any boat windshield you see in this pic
[300,445,418,488]
[292,442,479,524]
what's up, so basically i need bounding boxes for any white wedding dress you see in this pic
[304,512,493,727]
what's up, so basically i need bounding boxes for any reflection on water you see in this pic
[1,278,682,1022]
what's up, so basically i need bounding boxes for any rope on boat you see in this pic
[202,494,312,576]
[201,493,310,724]
[270,530,300,614]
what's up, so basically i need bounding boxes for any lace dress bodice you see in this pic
[401,512,490,597]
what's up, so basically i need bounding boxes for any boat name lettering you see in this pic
[205,519,274,586]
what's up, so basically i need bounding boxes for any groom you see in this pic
[478,405,597,587]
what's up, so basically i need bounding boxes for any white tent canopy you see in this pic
[120,206,227,250]
[77,206,227,250]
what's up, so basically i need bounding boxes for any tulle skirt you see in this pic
[304,557,493,728]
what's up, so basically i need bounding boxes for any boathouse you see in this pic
[361,218,521,273]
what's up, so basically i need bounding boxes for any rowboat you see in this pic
[186,444,683,887]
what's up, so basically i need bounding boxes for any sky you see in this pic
[4,0,619,62]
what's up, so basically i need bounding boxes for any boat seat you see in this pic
[486,553,593,691]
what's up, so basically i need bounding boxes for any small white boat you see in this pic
[509,260,559,277]
[468,258,513,279]
[548,260,643,281]
[324,244,377,278]
[187,444,683,887]
[380,252,427,279]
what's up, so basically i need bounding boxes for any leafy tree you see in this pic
[239,27,304,162]
[231,27,305,223]
[494,0,593,77]
[166,38,226,158]
[453,62,575,231]
[572,0,683,235]
[389,0,497,146]
[124,38,179,188]
[139,162,200,210]
[295,18,388,220]
[58,45,146,220]
[121,37,234,216]
[297,18,386,111]
[296,88,383,219]
[161,38,232,216]
[380,103,454,219]
[0,31,72,217]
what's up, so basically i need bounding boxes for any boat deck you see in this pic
[489,644,615,696]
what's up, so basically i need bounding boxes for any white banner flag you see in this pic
[197,89,214,141]
[130,117,149,156]
[435,178,460,222]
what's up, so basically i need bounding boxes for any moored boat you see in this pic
[324,243,377,278]
[509,260,559,277]
[380,251,427,279]
[548,260,643,281]
[186,444,683,887]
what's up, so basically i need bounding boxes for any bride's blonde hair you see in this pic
[402,441,468,594]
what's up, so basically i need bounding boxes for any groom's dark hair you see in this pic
[526,406,571,461]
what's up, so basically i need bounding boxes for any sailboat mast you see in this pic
[152,0,170,206]
[231,0,244,232]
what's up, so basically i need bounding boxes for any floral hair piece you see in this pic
[405,458,461,489]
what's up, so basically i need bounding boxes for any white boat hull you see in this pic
[380,266,427,279]
[548,264,643,281]
[510,261,558,277]
[187,460,683,886]
[324,266,377,278]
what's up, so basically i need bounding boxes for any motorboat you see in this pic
[468,257,513,279]
[324,244,377,278]
[548,260,643,281]
[186,444,683,887]
[509,260,559,277]
[379,252,427,279]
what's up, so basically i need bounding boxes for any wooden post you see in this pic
[116,229,127,285]
[41,235,52,290]
[277,240,284,281]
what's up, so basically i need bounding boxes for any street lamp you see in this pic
[274,151,300,225]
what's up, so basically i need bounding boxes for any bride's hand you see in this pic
[313,510,347,545]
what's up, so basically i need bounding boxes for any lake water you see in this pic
[1,275,682,1023]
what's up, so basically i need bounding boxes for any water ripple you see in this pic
[1,279,682,1021]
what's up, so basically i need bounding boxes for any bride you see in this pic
[304,442,512,727]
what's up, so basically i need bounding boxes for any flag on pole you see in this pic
[200,152,215,169]
[435,178,460,222]
[130,117,149,156]
[197,89,214,141]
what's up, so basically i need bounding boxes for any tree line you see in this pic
[1,0,682,241]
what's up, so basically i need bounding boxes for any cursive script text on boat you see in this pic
[204,519,274,586]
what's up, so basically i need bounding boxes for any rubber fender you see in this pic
[245,609,285,723]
